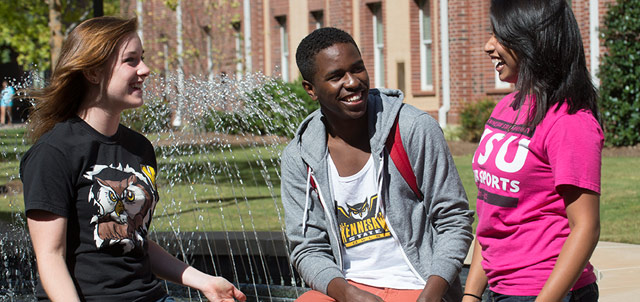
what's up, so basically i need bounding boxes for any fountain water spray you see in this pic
[0,71,315,301]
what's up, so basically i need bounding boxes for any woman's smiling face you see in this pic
[104,32,150,111]
[484,34,519,84]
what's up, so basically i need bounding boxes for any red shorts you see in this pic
[296,280,423,302]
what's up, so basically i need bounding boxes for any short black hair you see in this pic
[295,27,360,82]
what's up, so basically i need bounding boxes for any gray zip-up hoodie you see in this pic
[281,88,473,301]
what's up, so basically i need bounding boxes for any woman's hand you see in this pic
[147,240,246,301]
[196,274,246,302]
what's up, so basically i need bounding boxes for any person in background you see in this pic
[463,0,602,301]
[1,80,15,125]
[281,27,473,302]
[20,16,245,302]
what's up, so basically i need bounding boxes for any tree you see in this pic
[49,0,63,70]
[154,0,243,77]
[0,0,119,72]
[0,0,50,71]
[598,0,640,146]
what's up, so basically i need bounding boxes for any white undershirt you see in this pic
[328,154,425,289]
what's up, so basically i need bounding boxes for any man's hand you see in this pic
[198,275,246,302]
[416,275,449,302]
[327,278,384,302]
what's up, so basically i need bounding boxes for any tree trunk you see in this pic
[120,0,133,17]
[93,0,104,17]
[173,0,184,127]
[48,0,63,71]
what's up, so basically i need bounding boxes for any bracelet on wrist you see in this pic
[463,292,482,301]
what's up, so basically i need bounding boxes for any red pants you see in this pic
[296,280,423,302]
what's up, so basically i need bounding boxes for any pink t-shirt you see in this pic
[472,92,603,295]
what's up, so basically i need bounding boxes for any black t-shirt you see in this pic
[20,117,166,301]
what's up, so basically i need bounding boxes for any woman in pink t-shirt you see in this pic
[462,0,603,301]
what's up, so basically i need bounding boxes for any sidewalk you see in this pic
[590,241,640,302]
[464,240,640,301]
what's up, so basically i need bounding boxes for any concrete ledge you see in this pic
[153,231,291,257]
[152,231,303,287]
[590,241,640,302]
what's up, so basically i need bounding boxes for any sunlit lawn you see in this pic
[151,183,286,233]
[453,154,640,244]
[2,126,639,243]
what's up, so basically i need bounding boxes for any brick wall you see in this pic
[571,0,617,72]
[126,0,243,79]
[448,0,470,124]
[409,0,437,96]
[308,0,325,33]
[359,2,374,85]
[270,0,289,78]
[328,0,354,33]
[126,0,614,125]
[359,1,385,88]
[409,0,421,95]
[308,11,317,33]
[598,0,616,59]
[572,0,591,70]
[250,0,265,73]
[445,0,612,124]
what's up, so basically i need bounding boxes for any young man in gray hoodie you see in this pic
[281,27,473,302]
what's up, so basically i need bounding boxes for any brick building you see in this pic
[122,0,615,126]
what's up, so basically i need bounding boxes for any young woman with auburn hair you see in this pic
[21,16,245,302]
[463,0,602,301]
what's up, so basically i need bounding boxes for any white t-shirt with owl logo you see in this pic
[328,154,424,289]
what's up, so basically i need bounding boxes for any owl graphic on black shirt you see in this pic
[84,164,158,253]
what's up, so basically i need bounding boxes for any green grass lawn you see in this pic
[453,154,640,244]
[2,127,639,243]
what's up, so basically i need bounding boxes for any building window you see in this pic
[371,3,384,88]
[419,0,433,91]
[277,16,289,82]
[311,10,324,30]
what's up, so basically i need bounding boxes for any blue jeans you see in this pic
[489,283,599,302]
[155,295,177,302]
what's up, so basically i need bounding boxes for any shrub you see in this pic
[121,98,172,133]
[460,98,496,142]
[204,77,317,138]
[598,0,640,146]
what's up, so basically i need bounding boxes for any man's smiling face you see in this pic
[303,42,370,125]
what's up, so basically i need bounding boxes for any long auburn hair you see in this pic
[490,0,599,128]
[27,16,138,141]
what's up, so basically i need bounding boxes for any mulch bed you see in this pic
[602,144,640,157]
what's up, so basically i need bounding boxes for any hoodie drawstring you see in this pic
[376,153,385,215]
[302,167,312,232]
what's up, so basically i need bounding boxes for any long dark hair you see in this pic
[490,0,599,127]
